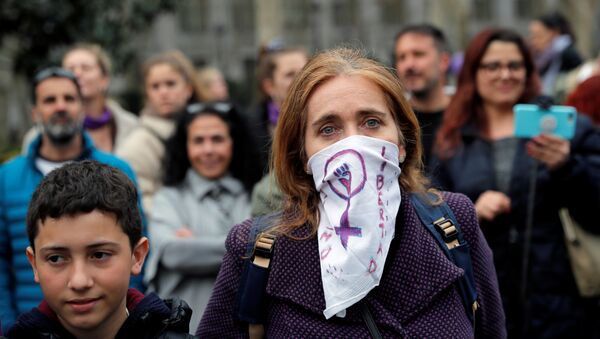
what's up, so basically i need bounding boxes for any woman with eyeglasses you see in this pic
[433,28,600,338]
[144,102,259,329]
[116,50,202,212]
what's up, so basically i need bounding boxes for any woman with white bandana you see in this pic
[197,48,506,338]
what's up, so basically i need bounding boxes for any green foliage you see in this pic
[0,0,178,78]
[0,145,20,164]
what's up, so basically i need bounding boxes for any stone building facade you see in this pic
[1,0,598,150]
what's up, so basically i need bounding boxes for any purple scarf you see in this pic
[83,107,113,130]
[267,101,280,126]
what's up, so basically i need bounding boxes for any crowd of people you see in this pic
[1,11,600,339]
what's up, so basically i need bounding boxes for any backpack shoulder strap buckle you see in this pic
[409,193,479,326]
[252,232,276,268]
[433,216,460,249]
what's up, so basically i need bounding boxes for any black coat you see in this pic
[7,290,197,339]
[432,116,600,338]
[538,43,583,75]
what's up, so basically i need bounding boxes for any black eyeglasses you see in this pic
[187,102,233,115]
[478,61,525,75]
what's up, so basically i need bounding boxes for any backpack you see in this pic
[235,193,479,338]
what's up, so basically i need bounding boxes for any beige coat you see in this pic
[115,111,175,214]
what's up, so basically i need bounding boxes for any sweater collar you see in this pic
[139,112,176,140]
[27,132,96,163]
[185,168,244,200]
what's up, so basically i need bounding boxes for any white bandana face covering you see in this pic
[307,135,401,319]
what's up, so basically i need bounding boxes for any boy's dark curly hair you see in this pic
[26,160,142,250]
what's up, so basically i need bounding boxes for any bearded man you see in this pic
[0,67,143,332]
[394,24,452,171]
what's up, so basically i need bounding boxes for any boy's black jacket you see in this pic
[6,289,197,339]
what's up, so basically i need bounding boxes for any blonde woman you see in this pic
[116,50,202,212]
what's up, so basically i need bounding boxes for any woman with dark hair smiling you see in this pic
[433,28,600,338]
[144,102,259,329]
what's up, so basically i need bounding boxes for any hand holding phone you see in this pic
[514,104,577,140]
[526,134,570,170]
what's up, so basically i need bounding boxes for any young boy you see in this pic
[7,160,196,339]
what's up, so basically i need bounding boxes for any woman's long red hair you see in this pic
[435,28,541,159]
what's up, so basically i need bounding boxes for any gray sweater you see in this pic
[145,169,250,329]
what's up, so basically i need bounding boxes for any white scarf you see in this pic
[307,135,401,319]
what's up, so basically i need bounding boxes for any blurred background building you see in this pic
[1,0,599,157]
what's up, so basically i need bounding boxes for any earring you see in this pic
[398,155,406,164]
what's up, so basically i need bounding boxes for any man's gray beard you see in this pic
[40,121,81,146]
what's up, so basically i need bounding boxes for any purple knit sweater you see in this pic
[197,191,506,338]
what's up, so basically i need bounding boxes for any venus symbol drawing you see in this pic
[322,149,367,249]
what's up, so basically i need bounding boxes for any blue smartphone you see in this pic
[514,104,577,140]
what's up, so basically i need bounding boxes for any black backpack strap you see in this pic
[410,193,479,325]
[235,213,280,338]
[359,300,384,339]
